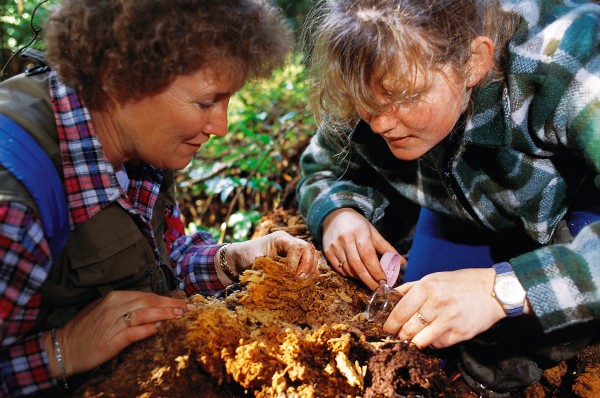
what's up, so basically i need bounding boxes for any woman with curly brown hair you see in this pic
[298,0,599,394]
[0,1,319,396]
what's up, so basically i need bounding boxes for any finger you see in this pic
[362,227,404,288]
[295,242,318,277]
[409,319,449,349]
[354,238,386,289]
[121,311,133,328]
[336,257,350,276]
[395,281,417,295]
[342,244,365,281]
[353,261,381,290]
[282,240,303,270]
[124,306,188,328]
[382,287,426,334]
[314,251,325,275]
[396,310,435,342]
[269,230,300,256]
[127,293,194,311]
[358,260,385,290]
[113,291,191,312]
[324,247,349,276]
[119,321,163,346]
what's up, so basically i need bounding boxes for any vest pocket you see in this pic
[38,205,160,329]
[53,205,155,292]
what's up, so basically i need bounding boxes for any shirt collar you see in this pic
[462,82,511,147]
[49,71,163,228]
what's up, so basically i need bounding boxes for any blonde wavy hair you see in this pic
[303,0,519,134]
[44,0,293,110]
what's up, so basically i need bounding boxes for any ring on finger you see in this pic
[416,311,429,326]
[338,259,346,268]
[122,312,132,327]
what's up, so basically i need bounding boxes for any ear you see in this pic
[466,36,495,88]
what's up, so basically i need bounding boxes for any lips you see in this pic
[385,136,410,147]
[185,137,208,148]
[182,142,203,155]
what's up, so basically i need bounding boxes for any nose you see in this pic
[367,113,397,134]
[206,102,229,138]
[360,109,398,136]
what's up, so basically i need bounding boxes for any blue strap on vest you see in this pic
[0,114,68,260]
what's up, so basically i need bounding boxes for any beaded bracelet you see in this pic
[50,328,69,390]
[219,243,239,282]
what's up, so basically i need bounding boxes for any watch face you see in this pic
[495,277,526,306]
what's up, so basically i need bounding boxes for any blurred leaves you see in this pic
[0,0,59,76]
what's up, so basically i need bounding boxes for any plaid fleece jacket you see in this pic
[297,0,600,333]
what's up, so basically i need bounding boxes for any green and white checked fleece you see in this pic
[297,0,600,333]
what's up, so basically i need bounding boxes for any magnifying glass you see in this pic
[365,252,403,323]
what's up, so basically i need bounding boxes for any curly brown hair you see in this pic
[44,0,293,110]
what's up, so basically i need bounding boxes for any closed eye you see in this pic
[195,102,214,110]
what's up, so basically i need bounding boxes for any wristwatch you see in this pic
[492,262,526,317]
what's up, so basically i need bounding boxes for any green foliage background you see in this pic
[178,55,315,243]
[1,0,318,243]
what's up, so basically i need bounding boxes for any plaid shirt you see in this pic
[0,71,225,396]
[298,0,600,333]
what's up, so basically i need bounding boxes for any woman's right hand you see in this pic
[322,208,401,290]
[44,290,194,379]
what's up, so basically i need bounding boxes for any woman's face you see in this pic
[100,64,245,170]
[357,67,469,161]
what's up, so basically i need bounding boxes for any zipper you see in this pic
[441,155,486,229]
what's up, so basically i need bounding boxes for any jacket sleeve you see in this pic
[510,3,600,333]
[511,221,600,332]
[167,204,226,296]
[297,128,390,244]
[0,202,57,396]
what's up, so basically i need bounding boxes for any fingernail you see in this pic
[186,303,197,311]
[173,307,184,316]
[299,272,307,279]
[155,322,162,329]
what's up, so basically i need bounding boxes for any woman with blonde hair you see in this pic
[298,0,600,394]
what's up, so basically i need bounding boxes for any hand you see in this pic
[383,268,507,348]
[322,208,402,290]
[45,291,194,378]
[228,230,319,277]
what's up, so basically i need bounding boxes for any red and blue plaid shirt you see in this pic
[0,71,225,396]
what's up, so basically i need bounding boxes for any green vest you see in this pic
[0,71,176,331]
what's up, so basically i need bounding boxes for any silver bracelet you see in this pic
[50,328,69,390]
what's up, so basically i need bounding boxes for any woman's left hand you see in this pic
[228,231,320,277]
[383,268,507,348]
[47,291,194,378]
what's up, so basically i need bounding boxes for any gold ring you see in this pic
[416,311,429,326]
[122,312,132,327]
